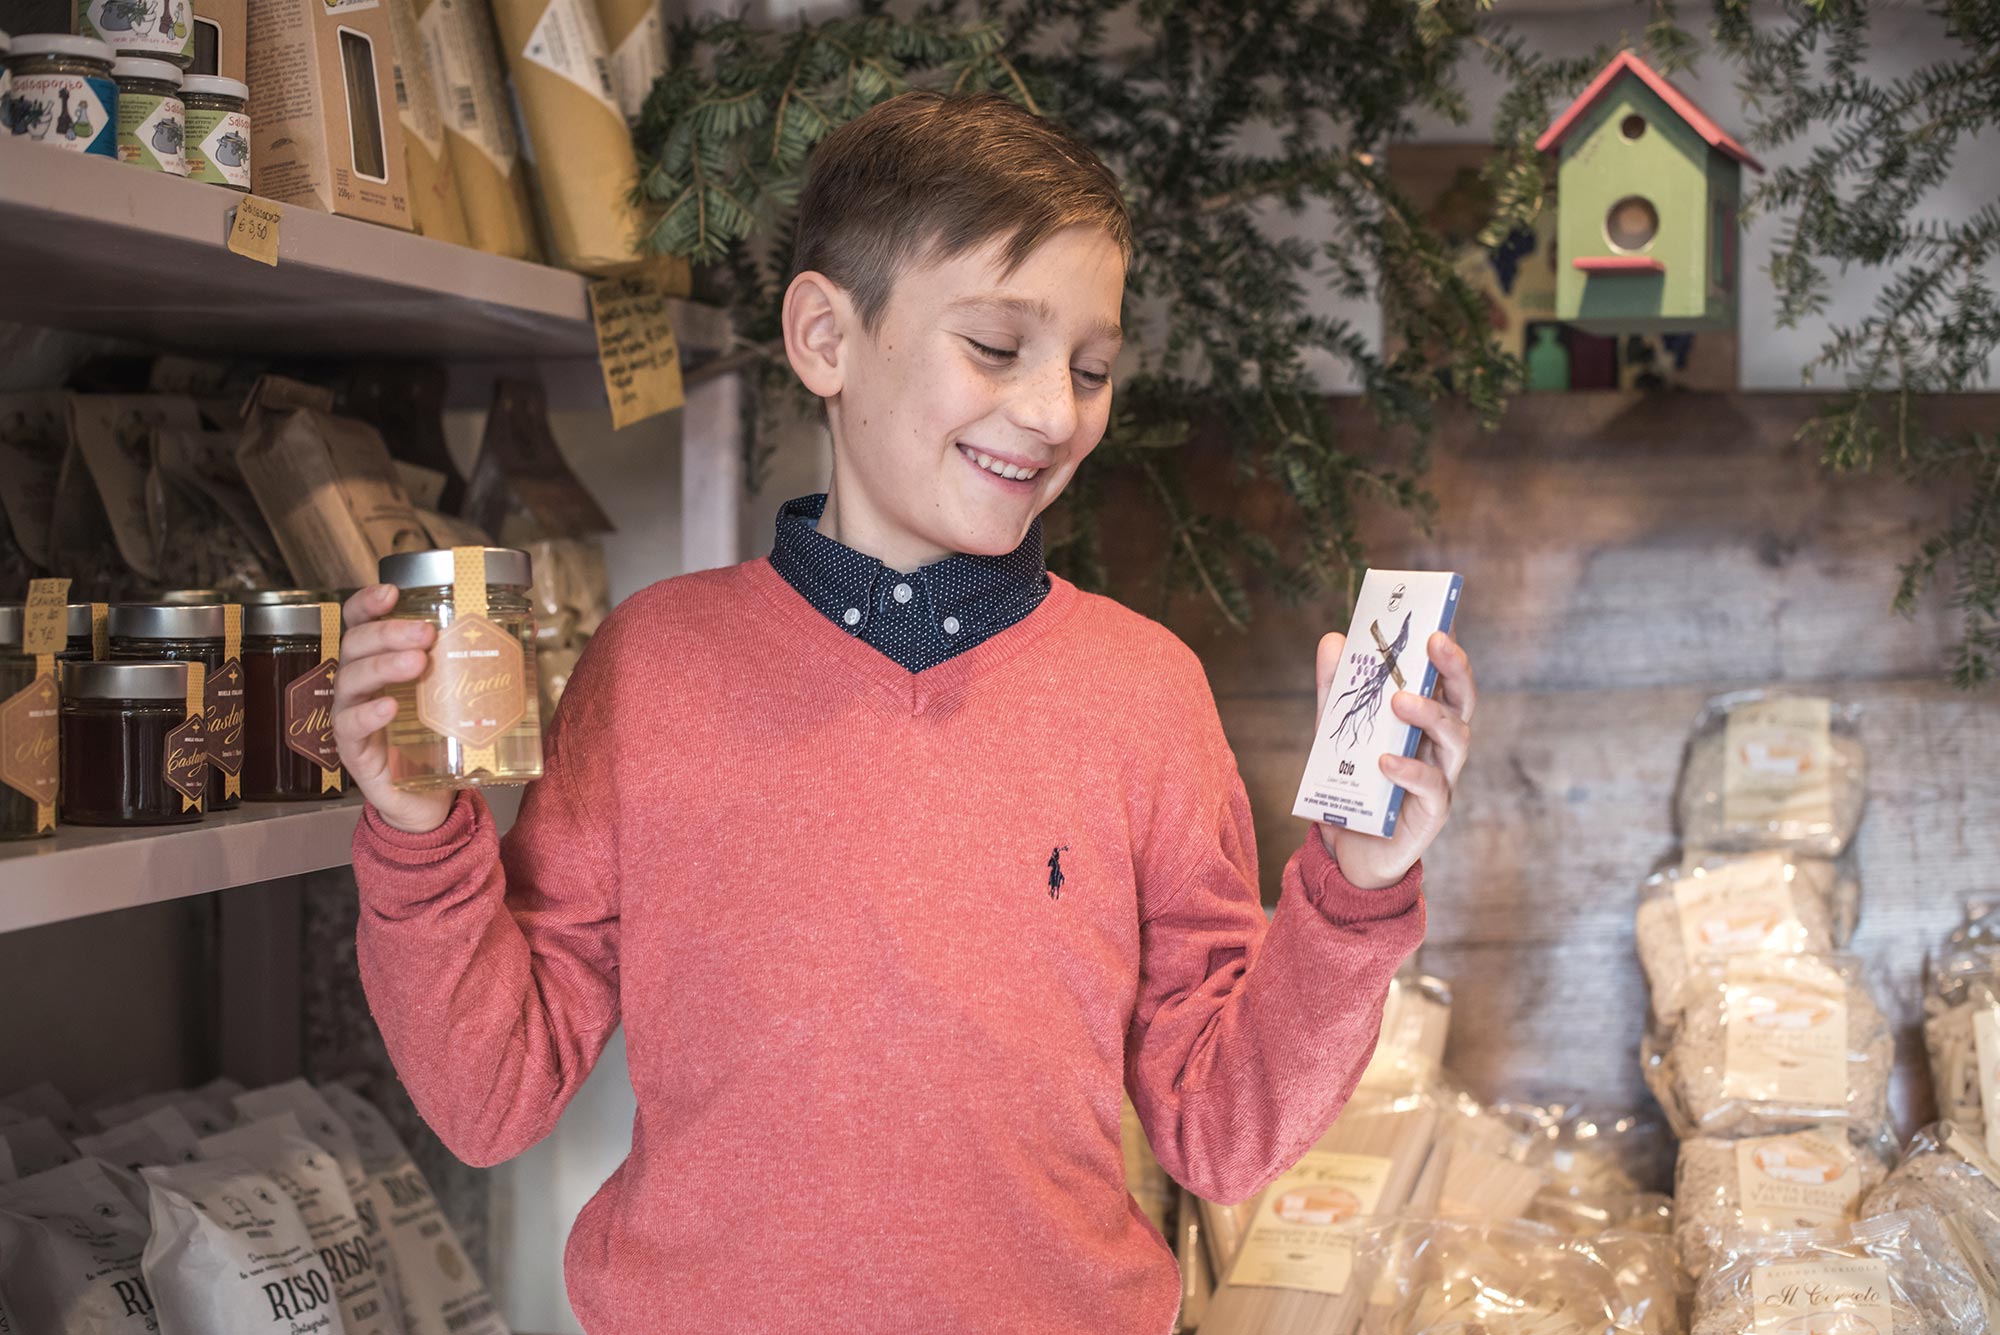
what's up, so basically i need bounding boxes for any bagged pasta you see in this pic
[1642,952,1893,1142]
[1861,1121,2000,1295]
[1175,1187,1212,1331]
[75,1106,203,1173]
[1922,902,2000,1145]
[1691,1210,1992,1335]
[1356,973,1452,1095]
[1673,1126,1891,1281]
[140,1155,344,1335]
[1526,1186,1673,1238]
[0,1158,157,1331]
[202,1114,401,1335]
[1674,691,1867,858]
[0,1081,91,1138]
[0,1117,78,1177]
[1357,1216,1683,1335]
[1487,1098,1675,1196]
[319,1084,510,1335]
[1635,851,1844,1026]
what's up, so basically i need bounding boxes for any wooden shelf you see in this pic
[0,787,521,935]
[0,137,723,362]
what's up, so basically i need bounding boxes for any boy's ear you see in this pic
[782,271,853,399]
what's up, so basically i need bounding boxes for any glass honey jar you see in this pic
[59,661,206,826]
[108,602,240,810]
[378,548,542,790]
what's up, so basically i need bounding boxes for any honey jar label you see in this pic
[0,676,59,808]
[164,714,209,806]
[208,658,245,776]
[285,660,341,770]
[418,614,526,748]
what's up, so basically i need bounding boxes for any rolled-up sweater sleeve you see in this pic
[351,626,623,1170]
[1125,662,1426,1206]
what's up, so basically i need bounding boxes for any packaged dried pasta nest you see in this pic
[1642,952,1892,1142]
[1691,1210,1993,1335]
[1674,691,1867,858]
[1922,902,2000,1143]
[1355,972,1453,1096]
[1672,1124,1894,1282]
[1635,850,1855,1028]
[1354,1216,1683,1335]
[1527,1185,1673,1238]
[1861,1121,2000,1296]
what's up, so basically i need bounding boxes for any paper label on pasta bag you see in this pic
[520,0,620,118]
[422,0,520,174]
[1735,1127,1862,1230]
[1225,1152,1392,1295]
[1751,1257,1892,1335]
[1974,1002,2000,1162]
[1724,697,1834,833]
[1722,956,1848,1110]
[1674,853,1806,961]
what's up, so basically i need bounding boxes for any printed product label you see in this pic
[1734,1127,1863,1231]
[520,0,620,118]
[206,657,244,776]
[116,90,186,173]
[322,0,381,10]
[1974,1003,2000,1161]
[185,106,251,187]
[5,72,119,156]
[606,9,665,122]
[1674,852,1807,962]
[389,0,445,157]
[1722,955,1849,1110]
[421,0,519,175]
[285,659,341,770]
[417,614,525,748]
[1724,696,1835,833]
[78,0,194,64]
[1225,1152,1393,1295]
[0,676,59,808]
[1751,1257,1893,1335]
[163,713,207,805]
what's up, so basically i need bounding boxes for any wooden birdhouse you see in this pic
[1537,51,1763,334]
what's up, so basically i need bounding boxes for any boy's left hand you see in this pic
[1312,631,1476,890]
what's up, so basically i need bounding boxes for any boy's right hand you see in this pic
[331,584,453,835]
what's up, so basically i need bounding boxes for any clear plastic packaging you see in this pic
[1642,952,1892,1142]
[1356,972,1452,1095]
[1673,1126,1892,1281]
[1861,1121,2000,1296]
[1527,1186,1674,1238]
[1674,691,1867,858]
[1636,851,1849,1027]
[1691,1210,1993,1335]
[1489,1098,1676,1196]
[1923,901,2000,1143]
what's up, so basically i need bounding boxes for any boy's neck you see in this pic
[818,481,953,575]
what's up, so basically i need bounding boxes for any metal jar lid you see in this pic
[0,605,21,651]
[157,588,231,606]
[61,660,190,702]
[240,588,331,606]
[181,74,247,101]
[10,34,117,65]
[379,547,532,591]
[112,56,182,84]
[108,603,226,640]
[244,603,329,637]
[66,603,96,638]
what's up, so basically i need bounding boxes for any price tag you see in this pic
[589,271,686,431]
[23,578,70,658]
[227,196,284,267]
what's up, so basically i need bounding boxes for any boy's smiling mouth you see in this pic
[957,441,1044,483]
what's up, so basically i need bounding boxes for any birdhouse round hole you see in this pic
[1620,113,1646,140]
[1605,195,1659,252]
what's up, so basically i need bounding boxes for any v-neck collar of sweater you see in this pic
[744,556,1079,720]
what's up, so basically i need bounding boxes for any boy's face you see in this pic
[815,224,1126,568]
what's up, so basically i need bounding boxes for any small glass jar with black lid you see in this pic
[0,605,58,840]
[107,602,237,809]
[59,661,206,826]
[241,602,342,801]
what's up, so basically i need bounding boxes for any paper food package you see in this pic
[75,1106,205,1173]
[141,1155,340,1335]
[0,1159,155,1333]
[192,0,246,81]
[0,1119,77,1179]
[487,0,645,273]
[1293,569,1464,839]
[246,0,412,229]
[386,0,472,244]
[415,0,541,259]
[590,0,662,122]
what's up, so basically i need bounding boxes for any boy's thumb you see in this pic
[1315,631,1346,719]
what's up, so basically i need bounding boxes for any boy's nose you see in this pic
[1008,361,1079,444]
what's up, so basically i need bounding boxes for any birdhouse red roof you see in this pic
[1536,50,1764,173]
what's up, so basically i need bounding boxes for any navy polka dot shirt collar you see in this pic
[767,492,1051,673]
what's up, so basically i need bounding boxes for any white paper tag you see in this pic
[1225,1152,1392,1295]
[1751,1257,1892,1335]
[1734,1127,1862,1230]
[521,0,620,118]
[1722,955,1849,1110]
[1724,697,1835,833]
[1673,853,1807,961]
[606,8,665,121]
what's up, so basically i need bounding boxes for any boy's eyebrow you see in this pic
[945,294,1124,346]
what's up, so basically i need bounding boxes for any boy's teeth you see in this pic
[965,446,1037,481]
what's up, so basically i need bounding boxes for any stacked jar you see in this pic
[181,74,247,190]
[113,56,183,174]
[241,601,344,801]
[3,36,118,157]
[108,603,239,811]
[60,660,207,826]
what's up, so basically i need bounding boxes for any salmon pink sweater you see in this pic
[351,557,1425,1335]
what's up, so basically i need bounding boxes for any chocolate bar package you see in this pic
[1292,569,1463,839]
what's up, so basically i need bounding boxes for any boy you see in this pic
[333,91,1476,1333]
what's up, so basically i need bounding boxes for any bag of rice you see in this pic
[92,1084,240,1139]
[75,1107,203,1174]
[0,1158,157,1331]
[201,1114,401,1335]
[319,1084,510,1335]
[1642,952,1893,1142]
[1635,851,1843,1027]
[1673,1125,1892,1281]
[1692,1210,1991,1335]
[1674,691,1867,858]
[140,1155,344,1335]
[0,1082,91,1139]
[1862,1121,2000,1295]
[0,1117,79,1177]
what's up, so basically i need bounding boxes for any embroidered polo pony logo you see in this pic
[1047,844,1070,900]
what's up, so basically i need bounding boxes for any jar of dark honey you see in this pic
[241,602,343,801]
[108,603,240,809]
[59,661,206,825]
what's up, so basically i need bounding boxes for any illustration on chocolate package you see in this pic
[210,128,248,166]
[1326,610,1411,751]
[2,94,51,138]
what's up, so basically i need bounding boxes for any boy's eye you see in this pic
[1072,368,1110,391]
[965,338,1017,364]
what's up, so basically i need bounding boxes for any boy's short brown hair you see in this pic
[791,91,1131,330]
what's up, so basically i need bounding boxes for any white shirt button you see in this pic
[893,583,913,604]
[843,608,861,626]
[943,616,961,635]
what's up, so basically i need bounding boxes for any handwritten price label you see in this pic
[227,196,284,267]
[589,272,686,431]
